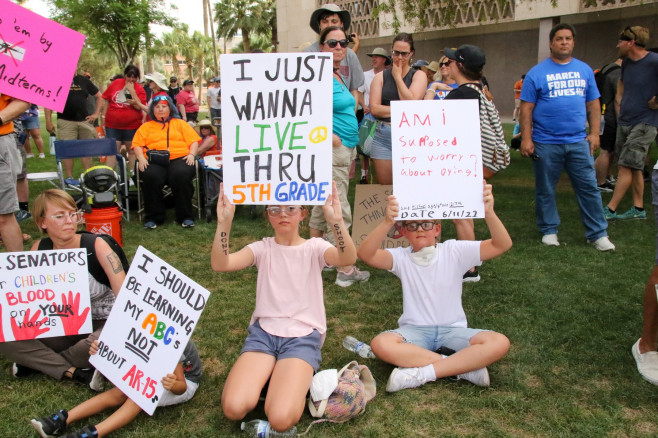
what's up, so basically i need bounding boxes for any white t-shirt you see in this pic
[206,87,221,110]
[387,240,481,328]
[358,69,376,108]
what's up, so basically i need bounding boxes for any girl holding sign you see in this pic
[211,181,357,433]
[0,189,126,389]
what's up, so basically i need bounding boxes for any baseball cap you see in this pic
[183,79,194,86]
[412,59,429,69]
[170,76,177,82]
[442,45,486,73]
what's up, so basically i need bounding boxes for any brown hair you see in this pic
[32,189,78,234]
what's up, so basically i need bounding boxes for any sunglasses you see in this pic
[153,95,169,103]
[439,61,451,67]
[266,206,304,217]
[403,221,437,232]
[324,39,348,49]
[391,50,411,57]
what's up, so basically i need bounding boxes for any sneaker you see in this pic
[12,362,38,377]
[455,367,490,387]
[14,210,32,223]
[71,367,104,392]
[39,153,46,158]
[335,267,370,287]
[617,206,646,220]
[606,175,617,187]
[462,267,480,282]
[25,153,35,158]
[541,234,559,246]
[181,219,195,228]
[144,221,157,230]
[62,425,98,438]
[632,339,658,386]
[386,367,426,392]
[603,206,618,221]
[587,236,615,251]
[359,176,367,184]
[64,178,80,186]
[597,182,614,193]
[30,409,68,438]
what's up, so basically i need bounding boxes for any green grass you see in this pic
[3,123,658,437]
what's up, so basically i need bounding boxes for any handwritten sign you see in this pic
[391,100,484,220]
[90,247,209,416]
[0,249,91,342]
[0,0,85,112]
[220,53,333,205]
[351,184,409,249]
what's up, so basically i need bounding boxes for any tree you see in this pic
[48,0,175,68]
[230,34,272,54]
[214,0,274,54]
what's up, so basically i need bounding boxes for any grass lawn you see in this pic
[2,122,658,437]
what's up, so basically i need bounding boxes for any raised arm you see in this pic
[357,195,396,270]
[479,181,513,261]
[322,181,357,267]
[211,183,255,272]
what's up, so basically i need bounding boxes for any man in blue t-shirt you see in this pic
[604,26,658,221]
[520,23,614,251]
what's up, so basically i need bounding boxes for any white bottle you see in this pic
[342,336,376,359]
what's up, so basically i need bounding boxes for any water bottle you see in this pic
[599,104,606,135]
[343,336,376,359]
[241,420,297,437]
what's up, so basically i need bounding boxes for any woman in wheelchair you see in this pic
[132,96,201,229]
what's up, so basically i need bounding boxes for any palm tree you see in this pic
[214,0,269,54]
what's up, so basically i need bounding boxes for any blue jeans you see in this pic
[533,141,608,241]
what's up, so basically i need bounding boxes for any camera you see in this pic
[347,33,356,43]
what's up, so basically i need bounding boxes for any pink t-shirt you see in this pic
[247,237,333,342]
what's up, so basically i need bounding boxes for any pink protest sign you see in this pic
[0,0,85,112]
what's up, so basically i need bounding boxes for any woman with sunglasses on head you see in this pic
[101,65,147,172]
[132,95,201,230]
[369,32,428,184]
[424,55,459,100]
[0,189,126,390]
[212,181,357,434]
[307,25,370,287]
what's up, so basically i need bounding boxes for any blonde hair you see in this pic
[32,189,78,234]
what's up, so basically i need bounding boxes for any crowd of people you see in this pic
[1,2,658,436]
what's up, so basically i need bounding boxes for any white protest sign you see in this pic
[0,249,91,342]
[391,100,484,220]
[90,246,209,416]
[221,53,333,205]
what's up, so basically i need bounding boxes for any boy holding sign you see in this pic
[31,339,201,438]
[357,181,512,392]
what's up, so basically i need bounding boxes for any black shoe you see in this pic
[360,176,367,184]
[71,368,104,392]
[62,425,98,438]
[30,410,68,437]
[462,267,481,283]
[597,182,614,192]
[12,362,38,377]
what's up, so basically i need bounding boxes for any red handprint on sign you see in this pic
[60,291,90,336]
[10,309,50,340]
[0,303,4,343]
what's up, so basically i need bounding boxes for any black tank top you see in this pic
[379,68,416,122]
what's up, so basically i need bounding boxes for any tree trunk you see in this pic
[242,28,250,53]
[202,0,208,36]
[197,56,204,102]
[207,0,219,75]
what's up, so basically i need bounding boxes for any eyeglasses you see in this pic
[391,50,411,57]
[44,211,84,225]
[403,221,437,232]
[324,39,348,49]
[439,61,451,67]
[266,206,304,217]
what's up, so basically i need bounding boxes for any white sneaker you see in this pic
[38,153,45,158]
[587,236,615,251]
[335,267,370,287]
[25,153,35,158]
[632,339,658,385]
[541,234,559,246]
[455,367,490,387]
[386,367,427,392]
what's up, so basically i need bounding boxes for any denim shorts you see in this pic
[370,122,392,160]
[615,123,657,170]
[21,115,40,131]
[104,127,137,143]
[387,325,485,353]
[241,321,322,371]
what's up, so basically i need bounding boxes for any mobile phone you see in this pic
[125,91,132,100]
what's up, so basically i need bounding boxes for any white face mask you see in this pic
[409,245,437,267]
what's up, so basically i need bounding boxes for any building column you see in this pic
[537,17,560,62]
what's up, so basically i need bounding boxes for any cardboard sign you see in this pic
[0,0,85,112]
[220,53,333,205]
[351,184,409,249]
[90,247,209,416]
[391,100,484,220]
[0,249,91,342]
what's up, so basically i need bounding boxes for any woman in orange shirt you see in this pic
[132,96,200,229]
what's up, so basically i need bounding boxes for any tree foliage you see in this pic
[214,0,275,53]
[48,0,175,68]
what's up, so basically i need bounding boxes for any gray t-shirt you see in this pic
[304,42,364,92]
[180,340,202,383]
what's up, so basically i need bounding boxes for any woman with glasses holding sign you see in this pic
[132,95,201,230]
[0,189,126,390]
[308,26,370,287]
[368,33,428,184]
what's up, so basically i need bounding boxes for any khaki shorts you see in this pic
[615,123,657,170]
[57,119,96,141]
